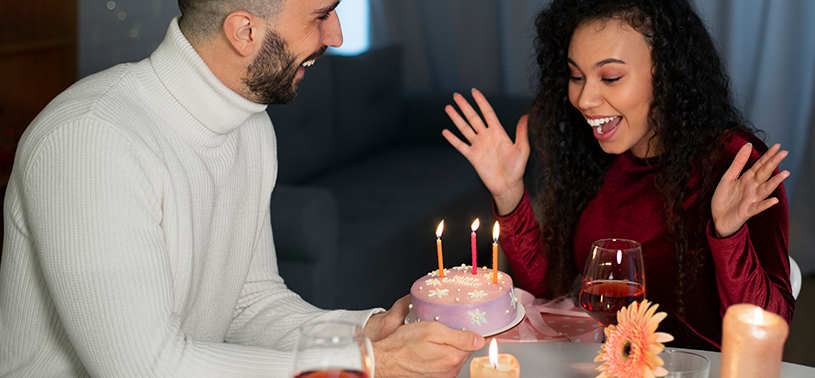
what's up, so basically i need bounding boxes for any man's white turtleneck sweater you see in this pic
[0,18,378,377]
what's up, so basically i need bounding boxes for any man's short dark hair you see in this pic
[178,0,284,44]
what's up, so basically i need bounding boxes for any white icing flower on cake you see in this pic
[425,278,441,286]
[509,286,518,309]
[468,290,487,299]
[428,269,450,277]
[428,288,449,298]
[483,272,504,280]
[452,264,470,271]
[468,309,488,326]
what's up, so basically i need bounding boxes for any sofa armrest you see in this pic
[271,184,339,308]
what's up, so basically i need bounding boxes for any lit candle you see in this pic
[492,221,499,284]
[721,304,789,378]
[470,339,519,378]
[471,219,480,274]
[436,220,445,278]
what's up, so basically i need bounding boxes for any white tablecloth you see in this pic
[456,342,815,378]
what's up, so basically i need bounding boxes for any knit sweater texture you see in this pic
[496,132,794,350]
[0,18,378,377]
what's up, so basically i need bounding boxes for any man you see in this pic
[0,0,484,376]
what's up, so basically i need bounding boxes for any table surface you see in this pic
[456,342,815,378]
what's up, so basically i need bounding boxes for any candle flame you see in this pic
[436,220,444,238]
[471,218,480,232]
[488,338,498,368]
[616,250,622,265]
[754,307,763,323]
[492,221,500,242]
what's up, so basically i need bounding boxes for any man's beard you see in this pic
[243,29,326,105]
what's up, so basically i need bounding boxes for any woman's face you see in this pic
[567,19,656,158]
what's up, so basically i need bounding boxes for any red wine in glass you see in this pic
[579,239,646,326]
[579,280,645,326]
[295,369,368,378]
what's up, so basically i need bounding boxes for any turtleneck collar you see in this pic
[150,17,267,137]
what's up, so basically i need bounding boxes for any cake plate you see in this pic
[405,304,525,337]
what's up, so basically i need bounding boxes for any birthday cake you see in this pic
[406,264,520,335]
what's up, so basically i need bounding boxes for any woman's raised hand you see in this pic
[711,143,790,238]
[442,88,530,215]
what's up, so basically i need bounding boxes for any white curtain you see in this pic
[371,0,815,272]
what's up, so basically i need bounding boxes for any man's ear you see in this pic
[223,11,261,57]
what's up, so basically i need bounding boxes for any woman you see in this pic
[443,0,794,350]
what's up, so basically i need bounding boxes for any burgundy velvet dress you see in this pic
[496,132,794,350]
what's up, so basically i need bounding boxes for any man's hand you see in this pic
[372,321,485,378]
[364,296,410,342]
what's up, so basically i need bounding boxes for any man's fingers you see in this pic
[428,324,485,351]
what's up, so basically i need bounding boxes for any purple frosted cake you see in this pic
[406,264,520,335]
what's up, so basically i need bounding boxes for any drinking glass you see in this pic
[661,349,710,378]
[291,320,373,378]
[578,238,646,326]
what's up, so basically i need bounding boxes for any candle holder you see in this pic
[470,339,519,378]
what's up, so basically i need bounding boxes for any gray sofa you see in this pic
[268,47,532,310]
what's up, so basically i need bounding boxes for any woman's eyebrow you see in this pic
[567,57,627,69]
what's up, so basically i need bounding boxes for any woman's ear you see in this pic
[223,11,260,57]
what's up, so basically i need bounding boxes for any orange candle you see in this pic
[470,339,519,378]
[436,220,445,278]
[471,219,480,275]
[721,304,789,378]
[492,221,499,284]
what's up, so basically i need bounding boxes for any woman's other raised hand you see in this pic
[711,143,790,238]
[442,88,530,216]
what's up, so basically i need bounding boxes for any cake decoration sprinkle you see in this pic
[468,309,488,326]
[434,316,439,321]
[428,288,449,298]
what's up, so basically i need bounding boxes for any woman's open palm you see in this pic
[711,143,790,238]
[442,89,530,214]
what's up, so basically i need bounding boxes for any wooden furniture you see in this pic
[0,0,77,254]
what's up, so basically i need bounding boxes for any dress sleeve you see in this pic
[494,189,548,297]
[706,144,794,322]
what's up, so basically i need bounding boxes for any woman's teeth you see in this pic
[587,116,618,135]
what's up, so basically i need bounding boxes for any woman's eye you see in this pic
[602,77,622,83]
[569,76,584,83]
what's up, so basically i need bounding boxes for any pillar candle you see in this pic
[471,219,480,275]
[436,220,445,278]
[721,304,789,378]
[470,339,519,378]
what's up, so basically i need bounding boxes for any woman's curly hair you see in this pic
[530,0,754,316]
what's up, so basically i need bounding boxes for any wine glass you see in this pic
[578,238,646,326]
[291,320,374,378]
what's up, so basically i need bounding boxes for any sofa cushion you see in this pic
[267,55,337,184]
[333,47,403,163]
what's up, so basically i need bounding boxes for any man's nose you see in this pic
[322,11,343,48]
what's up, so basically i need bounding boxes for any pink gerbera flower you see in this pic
[594,300,674,378]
